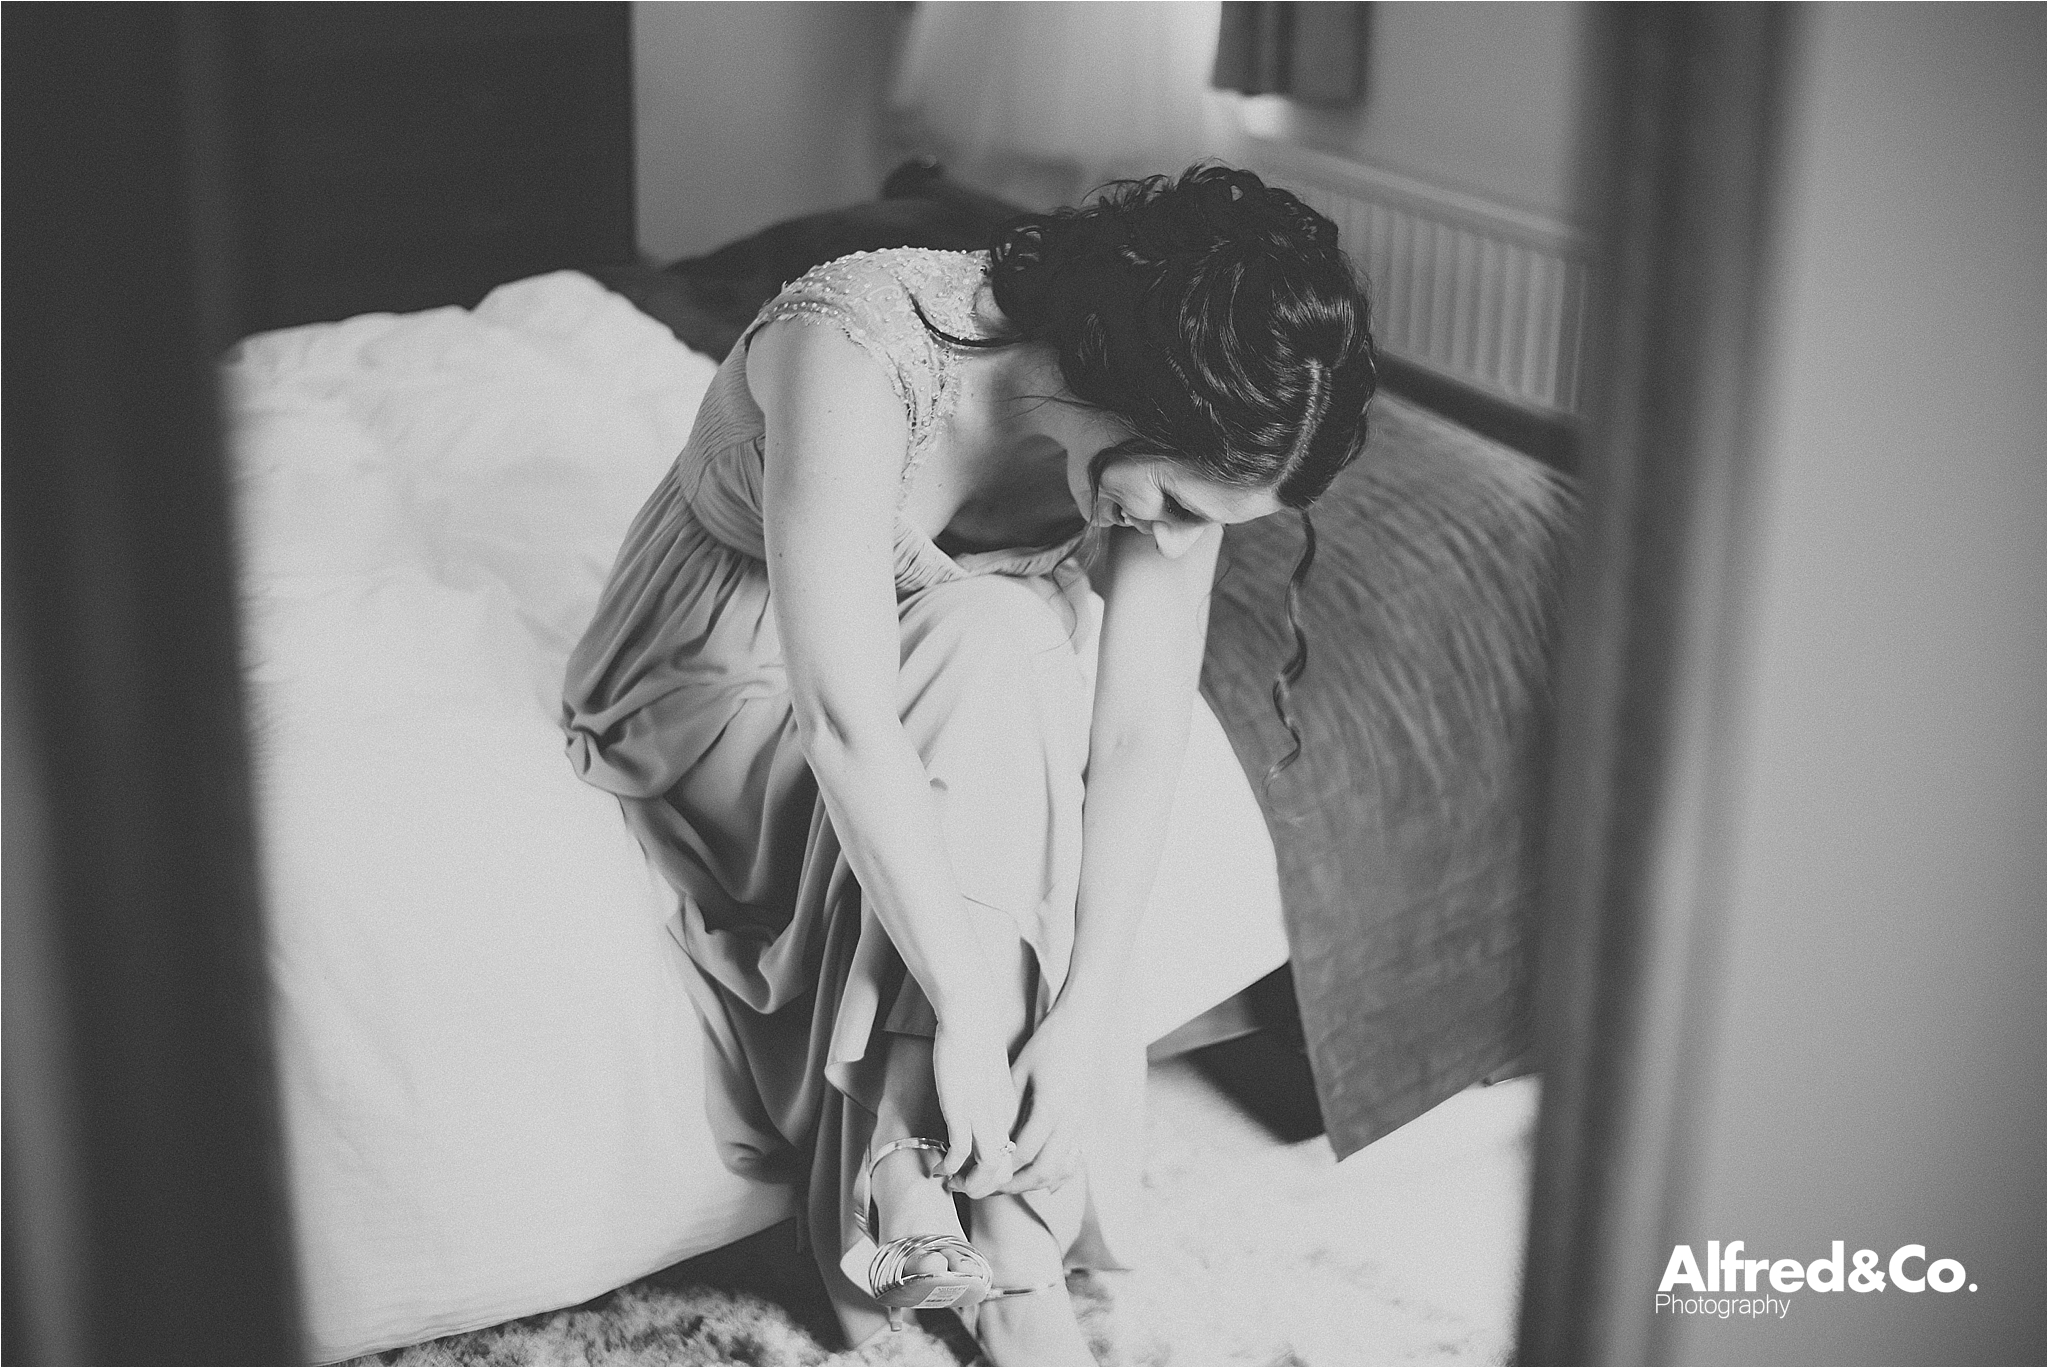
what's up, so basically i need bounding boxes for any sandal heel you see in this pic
[842,1137,996,1329]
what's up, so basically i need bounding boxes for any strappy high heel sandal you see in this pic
[842,1136,1058,1331]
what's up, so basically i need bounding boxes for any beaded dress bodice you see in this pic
[674,248,1085,595]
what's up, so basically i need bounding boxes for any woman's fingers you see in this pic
[932,1020,1018,1180]
[1000,1135,1079,1194]
[999,1104,1070,1193]
[939,1091,1017,1196]
[1009,1095,1057,1168]
[938,1100,974,1178]
[948,1135,1016,1200]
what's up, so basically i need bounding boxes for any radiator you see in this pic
[1243,137,1592,414]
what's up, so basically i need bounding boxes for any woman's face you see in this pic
[1065,441,1285,560]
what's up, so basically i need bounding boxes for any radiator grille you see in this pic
[1245,138,1592,414]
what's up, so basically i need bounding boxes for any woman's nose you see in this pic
[1150,521,1203,559]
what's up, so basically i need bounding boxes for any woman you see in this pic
[564,166,1376,1364]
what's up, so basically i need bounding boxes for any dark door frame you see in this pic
[3,8,301,1363]
[1516,6,1796,1364]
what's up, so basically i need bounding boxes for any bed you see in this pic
[223,22,1571,1359]
[230,265,1308,1360]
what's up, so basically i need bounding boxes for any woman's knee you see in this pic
[899,578,1073,679]
[891,578,1090,910]
[894,578,1086,745]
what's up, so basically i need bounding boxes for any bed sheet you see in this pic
[227,271,1285,1360]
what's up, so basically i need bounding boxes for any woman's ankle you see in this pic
[971,1285,1096,1367]
[869,1139,964,1246]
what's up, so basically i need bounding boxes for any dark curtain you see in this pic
[4,5,300,1362]
[1212,1,1371,105]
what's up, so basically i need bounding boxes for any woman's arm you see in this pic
[1003,520,1223,1188]
[1066,521,1221,1019]
[749,319,1019,1195]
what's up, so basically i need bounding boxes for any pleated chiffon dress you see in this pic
[561,249,1133,1344]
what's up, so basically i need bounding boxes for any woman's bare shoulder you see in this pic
[750,305,913,593]
[744,307,906,434]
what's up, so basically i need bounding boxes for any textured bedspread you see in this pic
[1200,394,1576,1158]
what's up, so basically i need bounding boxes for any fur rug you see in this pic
[347,1068,1536,1367]
[348,1282,967,1367]
[345,1273,1151,1367]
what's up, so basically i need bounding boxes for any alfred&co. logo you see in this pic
[1655,1240,1978,1320]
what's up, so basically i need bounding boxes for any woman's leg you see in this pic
[855,576,1100,1363]
[965,1184,1096,1366]
[865,1034,970,1266]
[865,990,1098,1366]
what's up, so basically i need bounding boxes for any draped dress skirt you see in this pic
[563,250,1156,1345]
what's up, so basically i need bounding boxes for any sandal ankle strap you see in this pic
[981,1279,1065,1301]
[851,1136,950,1245]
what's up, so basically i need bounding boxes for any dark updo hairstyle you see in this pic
[916,164,1379,775]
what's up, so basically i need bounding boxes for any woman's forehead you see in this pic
[1116,457,1282,522]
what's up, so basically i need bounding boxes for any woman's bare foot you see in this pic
[869,1140,978,1280]
[964,1197,1097,1366]
[869,1147,1094,1363]
[971,1284,1097,1367]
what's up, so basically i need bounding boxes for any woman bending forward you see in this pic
[564,167,1377,1364]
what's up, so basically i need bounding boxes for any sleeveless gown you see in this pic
[564,249,1149,1344]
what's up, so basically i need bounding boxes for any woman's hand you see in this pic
[996,1007,1102,1194]
[932,1012,1023,1199]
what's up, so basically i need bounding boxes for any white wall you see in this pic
[632,2,900,261]
[1661,7,2044,1362]
[633,2,1587,250]
[1241,2,1587,224]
